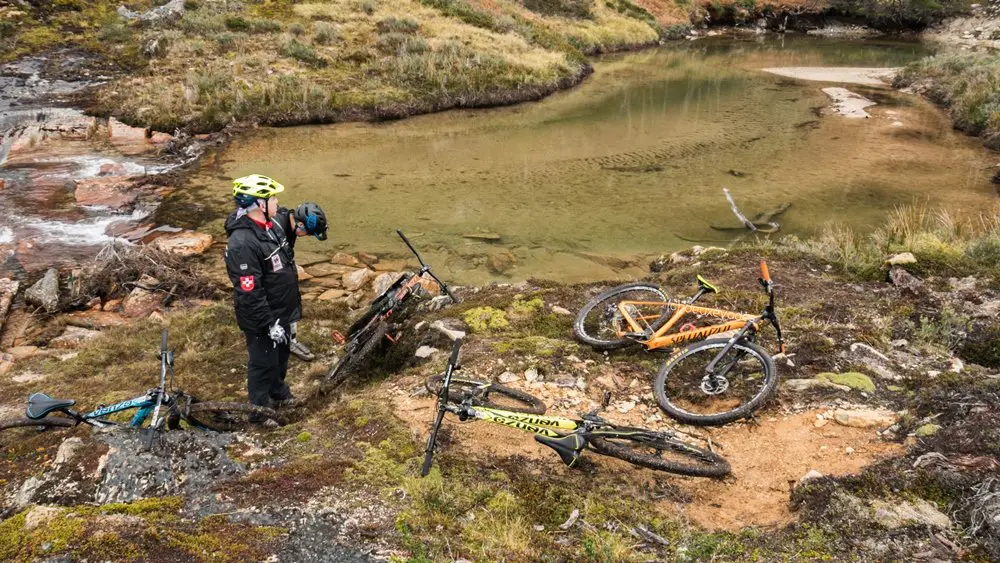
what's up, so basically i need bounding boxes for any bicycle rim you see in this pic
[589,429,730,478]
[425,376,546,414]
[574,284,669,350]
[184,402,283,432]
[655,339,777,426]
[324,320,388,390]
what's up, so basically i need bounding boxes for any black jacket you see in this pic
[224,208,301,333]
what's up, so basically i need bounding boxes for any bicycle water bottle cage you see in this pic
[534,434,588,467]
[696,275,719,294]
[26,393,76,420]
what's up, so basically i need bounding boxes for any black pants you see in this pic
[245,330,292,408]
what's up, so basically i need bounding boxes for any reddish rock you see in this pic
[74,177,138,210]
[122,287,163,318]
[149,230,214,257]
[102,299,123,312]
[319,288,347,301]
[297,265,313,281]
[49,326,102,349]
[418,276,441,295]
[331,252,361,267]
[343,268,375,291]
[357,252,379,266]
[6,346,40,361]
[98,162,128,176]
[372,272,402,296]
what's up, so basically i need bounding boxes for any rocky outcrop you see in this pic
[73,177,139,210]
[149,230,214,257]
[25,268,59,312]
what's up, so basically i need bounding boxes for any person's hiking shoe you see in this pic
[273,397,303,409]
[289,338,315,362]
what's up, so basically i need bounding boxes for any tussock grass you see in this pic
[895,53,1000,147]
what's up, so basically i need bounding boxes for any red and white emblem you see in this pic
[239,275,255,292]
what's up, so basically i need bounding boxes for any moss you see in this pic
[509,295,545,317]
[296,431,313,443]
[817,372,876,393]
[462,306,510,333]
[914,423,941,437]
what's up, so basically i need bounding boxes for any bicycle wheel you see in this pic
[324,319,388,391]
[574,283,671,350]
[654,338,777,426]
[0,417,75,432]
[425,376,546,415]
[589,429,730,478]
[183,402,284,432]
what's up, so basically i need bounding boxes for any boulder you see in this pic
[117,0,185,22]
[149,230,213,257]
[848,342,899,380]
[122,287,163,318]
[73,177,138,210]
[486,251,516,276]
[296,265,312,281]
[357,252,379,266]
[832,408,898,429]
[372,272,401,297]
[25,268,60,312]
[49,326,102,349]
[305,263,356,278]
[343,268,375,291]
[885,252,916,266]
[102,299,123,312]
[318,289,347,301]
[870,498,951,530]
[331,252,361,267]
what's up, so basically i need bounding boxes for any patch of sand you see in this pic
[822,87,877,118]
[761,67,899,86]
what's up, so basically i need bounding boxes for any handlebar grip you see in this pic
[449,338,464,367]
[760,261,770,282]
[161,329,168,352]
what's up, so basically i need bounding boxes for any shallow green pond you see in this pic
[185,36,996,284]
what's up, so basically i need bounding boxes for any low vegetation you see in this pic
[895,52,1000,149]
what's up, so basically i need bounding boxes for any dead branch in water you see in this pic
[723,187,756,231]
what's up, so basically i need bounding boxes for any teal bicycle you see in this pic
[0,330,283,444]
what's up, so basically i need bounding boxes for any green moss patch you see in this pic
[817,372,876,393]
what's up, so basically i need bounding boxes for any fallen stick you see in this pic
[723,188,756,231]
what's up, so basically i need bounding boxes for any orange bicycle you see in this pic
[574,262,785,426]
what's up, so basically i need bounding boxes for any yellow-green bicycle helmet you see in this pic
[232,174,285,208]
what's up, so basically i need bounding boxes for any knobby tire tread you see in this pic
[325,320,389,391]
[0,417,76,431]
[573,283,669,350]
[184,402,284,432]
[589,431,731,478]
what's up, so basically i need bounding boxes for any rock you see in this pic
[49,326,102,349]
[431,320,466,341]
[357,252,379,266]
[318,289,347,301]
[885,252,917,266]
[551,305,572,316]
[118,0,185,22]
[305,263,357,278]
[414,346,437,359]
[73,177,139,210]
[102,299,123,312]
[891,339,909,348]
[7,345,40,360]
[331,252,361,266]
[948,357,964,373]
[463,232,501,241]
[833,408,898,429]
[26,268,60,312]
[889,266,925,296]
[345,292,366,309]
[870,498,951,530]
[486,251,516,276]
[343,268,375,291]
[24,506,63,531]
[525,368,541,383]
[418,276,441,296]
[149,230,213,257]
[817,372,876,393]
[649,256,669,273]
[782,378,850,392]
[374,259,411,272]
[795,469,824,489]
[296,265,312,281]
[617,401,636,414]
[311,276,345,289]
[294,251,331,267]
[849,342,899,380]
[98,162,128,176]
[0,278,19,332]
[0,354,13,377]
[915,423,942,437]
[142,36,169,58]
[55,437,86,465]
[499,371,519,383]
[122,287,162,318]
[372,272,401,297]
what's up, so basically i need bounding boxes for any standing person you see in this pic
[223,174,329,416]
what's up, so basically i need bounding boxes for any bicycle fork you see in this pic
[701,320,759,393]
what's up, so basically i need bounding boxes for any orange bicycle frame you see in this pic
[618,301,757,351]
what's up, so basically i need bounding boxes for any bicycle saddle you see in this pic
[535,434,588,468]
[26,393,76,420]
[696,275,719,294]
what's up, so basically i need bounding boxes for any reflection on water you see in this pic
[184,36,995,284]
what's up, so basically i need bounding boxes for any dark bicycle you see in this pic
[323,230,458,391]
[0,330,284,443]
[421,339,730,478]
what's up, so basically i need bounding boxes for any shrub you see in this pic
[376,16,420,34]
[282,38,325,66]
[313,22,339,45]
[661,23,692,40]
[251,19,283,33]
[355,0,377,15]
[224,16,250,31]
[214,32,236,53]
[98,22,132,43]
[376,33,429,56]
[289,22,306,36]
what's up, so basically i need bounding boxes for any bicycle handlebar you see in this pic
[397,230,459,303]
[760,261,770,283]
[161,329,168,353]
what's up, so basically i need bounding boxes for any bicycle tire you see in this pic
[589,429,730,478]
[654,338,777,426]
[0,417,76,432]
[425,376,546,415]
[573,283,671,350]
[324,319,389,391]
[183,402,284,432]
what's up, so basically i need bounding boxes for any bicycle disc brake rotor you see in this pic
[700,374,729,395]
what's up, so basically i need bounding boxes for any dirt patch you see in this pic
[391,377,901,531]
